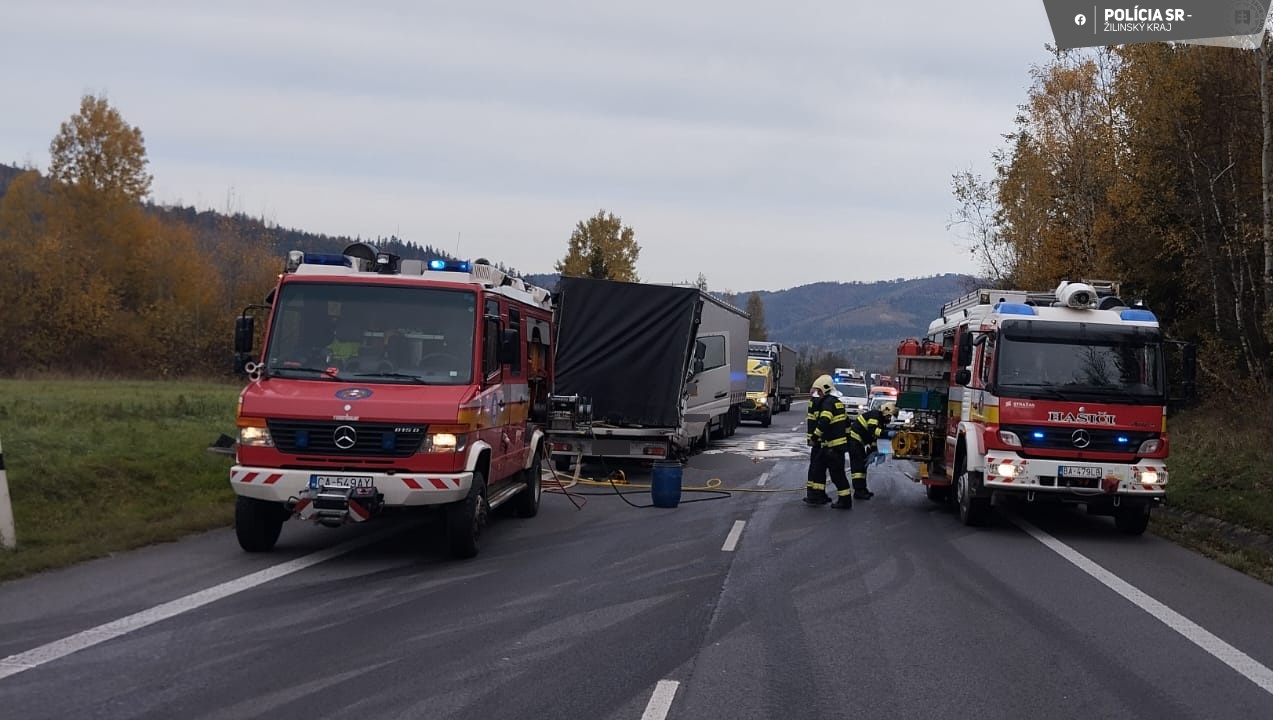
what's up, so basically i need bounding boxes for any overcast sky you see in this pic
[1,0,1053,292]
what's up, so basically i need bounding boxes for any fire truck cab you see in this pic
[229,243,554,558]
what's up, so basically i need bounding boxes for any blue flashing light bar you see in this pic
[304,252,353,267]
[428,259,471,272]
[1117,436,1129,444]
[994,302,1036,316]
[1120,308,1157,322]
[1032,431,1045,439]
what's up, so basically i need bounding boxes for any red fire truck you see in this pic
[890,280,1193,534]
[229,243,554,558]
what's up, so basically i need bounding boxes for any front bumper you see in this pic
[740,403,771,419]
[230,465,472,506]
[982,453,1166,502]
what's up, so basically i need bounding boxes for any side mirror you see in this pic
[954,368,972,386]
[957,332,973,366]
[234,315,255,355]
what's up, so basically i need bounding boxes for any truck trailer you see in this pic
[548,277,748,471]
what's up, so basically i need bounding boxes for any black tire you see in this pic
[761,411,772,428]
[447,471,488,559]
[955,464,990,527]
[1114,506,1150,535]
[235,496,288,552]
[513,449,542,518]
[926,484,950,503]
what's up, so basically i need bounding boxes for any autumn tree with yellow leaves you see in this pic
[0,93,278,376]
[958,42,1273,387]
[555,209,641,282]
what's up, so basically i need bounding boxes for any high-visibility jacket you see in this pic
[849,409,889,447]
[813,394,848,449]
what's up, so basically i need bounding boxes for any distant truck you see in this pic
[742,357,775,427]
[748,340,797,411]
[548,277,749,471]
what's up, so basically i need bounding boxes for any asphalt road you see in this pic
[2,398,1273,719]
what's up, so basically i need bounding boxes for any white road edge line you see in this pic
[721,520,746,552]
[1017,517,1273,696]
[756,471,770,487]
[0,525,404,682]
[641,679,680,720]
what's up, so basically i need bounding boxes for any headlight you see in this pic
[997,463,1017,477]
[1138,438,1161,454]
[238,425,274,448]
[1137,470,1162,484]
[424,432,468,453]
[999,431,1021,447]
[756,397,767,406]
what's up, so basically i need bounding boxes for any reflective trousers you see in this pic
[847,440,872,492]
[807,446,852,499]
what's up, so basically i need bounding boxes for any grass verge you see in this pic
[0,378,241,581]
[1154,399,1273,584]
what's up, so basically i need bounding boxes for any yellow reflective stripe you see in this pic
[824,437,847,447]
[849,431,864,442]
[807,482,826,490]
[837,488,853,497]
[828,414,847,422]
[851,472,866,480]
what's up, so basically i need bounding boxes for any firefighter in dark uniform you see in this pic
[847,400,896,499]
[804,374,854,509]
[805,383,824,500]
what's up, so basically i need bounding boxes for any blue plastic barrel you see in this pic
[651,461,683,508]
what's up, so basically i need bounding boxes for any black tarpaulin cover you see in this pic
[553,277,701,428]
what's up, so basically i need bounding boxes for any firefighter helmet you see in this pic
[812,374,835,395]
[879,401,897,417]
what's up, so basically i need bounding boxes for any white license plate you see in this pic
[310,474,374,489]
[1058,466,1102,479]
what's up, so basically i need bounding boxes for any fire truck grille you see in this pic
[266,420,425,458]
[1000,425,1157,456]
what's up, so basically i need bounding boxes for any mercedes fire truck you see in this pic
[228,243,554,558]
[890,280,1191,534]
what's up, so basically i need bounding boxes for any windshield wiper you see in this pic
[269,366,342,380]
[352,372,430,384]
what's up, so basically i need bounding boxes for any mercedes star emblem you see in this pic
[333,425,358,450]
[1071,429,1091,449]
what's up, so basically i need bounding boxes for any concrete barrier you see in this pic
[0,435,13,549]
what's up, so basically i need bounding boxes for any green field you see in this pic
[0,379,242,580]
[0,379,1269,583]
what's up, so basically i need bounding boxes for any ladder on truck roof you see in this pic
[939,279,1122,317]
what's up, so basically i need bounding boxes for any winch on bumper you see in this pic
[231,466,473,525]
[981,453,1166,505]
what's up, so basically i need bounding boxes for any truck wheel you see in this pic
[447,472,488,559]
[513,450,542,518]
[235,496,288,552]
[1114,506,1150,535]
[761,411,772,428]
[955,465,990,527]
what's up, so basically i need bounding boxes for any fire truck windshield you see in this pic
[263,283,477,384]
[994,321,1165,404]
